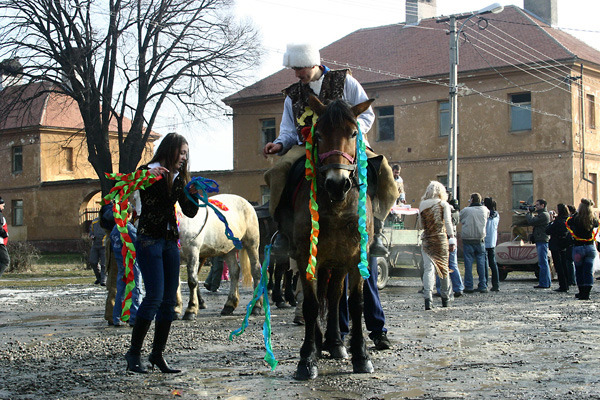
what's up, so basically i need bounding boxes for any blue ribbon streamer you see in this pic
[356,122,370,279]
[184,176,243,249]
[229,244,278,370]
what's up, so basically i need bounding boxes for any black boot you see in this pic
[577,286,591,300]
[424,299,432,310]
[91,263,101,284]
[125,317,152,373]
[370,218,388,257]
[148,320,181,373]
[442,297,449,308]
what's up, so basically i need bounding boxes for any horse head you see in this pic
[308,95,374,202]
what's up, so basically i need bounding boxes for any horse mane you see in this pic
[318,99,356,130]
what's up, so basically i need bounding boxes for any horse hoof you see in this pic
[294,358,318,380]
[251,306,263,316]
[220,306,235,316]
[275,301,288,309]
[182,312,197,321]
[198,301,207,310]
[329,345,348,360]
[352,357,374,374]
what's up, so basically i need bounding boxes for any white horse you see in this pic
[177,194,262,319]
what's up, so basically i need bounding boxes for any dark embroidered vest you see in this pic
[282,69,348,142]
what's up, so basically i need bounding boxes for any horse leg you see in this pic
[221,251,240,316]
[294,273,320,380]
[174,279,182,320]
[272,259,287,308]
[284,266,297,306]
[183,252,201,320]
[348,272,374,374]
[323,269,348,360]
[248,247,264,316]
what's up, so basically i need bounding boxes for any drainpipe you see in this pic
[581,63,594,184]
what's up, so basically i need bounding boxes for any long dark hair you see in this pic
[149,132,190,189]
[556,203,569,218]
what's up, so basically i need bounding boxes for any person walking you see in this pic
[460,193,489,293]
[88,216,107,285]
[484,198,500,292]
[526,199,551,289]
[0,197,10,277]
[566,198,598,300]
[124,132,199,374]
[546,204,572,292]
[419,181,456,310]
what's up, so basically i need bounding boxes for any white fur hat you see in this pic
[282,44,321,68]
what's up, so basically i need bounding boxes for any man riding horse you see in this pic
[262,43,397,350]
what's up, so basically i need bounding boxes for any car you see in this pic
[494,213,554,280]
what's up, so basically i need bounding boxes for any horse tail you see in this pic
[239,248,253,288]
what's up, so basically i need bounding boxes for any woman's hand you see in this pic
[149,166,169,177]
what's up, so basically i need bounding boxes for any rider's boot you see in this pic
[369,218,388,257]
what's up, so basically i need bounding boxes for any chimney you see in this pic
[405,0,437,24]
[524,0,557,26]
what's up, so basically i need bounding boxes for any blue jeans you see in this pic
[437,248,464,293]
[340,256,386,338]
[135,235,181,322]
[463,242,487,290]
[572,244,597,287]
[536,242,551,288]
[112,245,143,325]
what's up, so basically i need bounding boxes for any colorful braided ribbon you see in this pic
[304,124,319,281]
[184,176,243,249]
[356,121,370,279]
[100,170,162,321]
[229,244,278,370]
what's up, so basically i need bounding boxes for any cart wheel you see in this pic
[376,257,389,290]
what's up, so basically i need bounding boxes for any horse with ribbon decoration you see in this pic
[177,181,263,318]
[286,95,376,380]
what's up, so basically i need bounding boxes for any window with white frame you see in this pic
[510,93,532,132]
[439,101,450,137]
[511,171,533,209]
[12,199,23,226]
[12,146,22,174]
[376,106,394,141]
[260,118,276,147]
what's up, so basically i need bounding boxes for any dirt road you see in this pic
[1,274,599,399]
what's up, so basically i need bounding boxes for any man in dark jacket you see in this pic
[526,199,551,288]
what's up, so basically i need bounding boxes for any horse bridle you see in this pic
[312,120,359,176]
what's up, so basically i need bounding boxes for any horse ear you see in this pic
[308,94,327,116]
[351,98,375,118]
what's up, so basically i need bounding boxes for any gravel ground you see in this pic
[1,273,600,400]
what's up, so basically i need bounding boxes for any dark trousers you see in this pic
[0,245,9,277]
[485,247,499,289]
[205,257,224,291]
[339,256,386,337]
[566,245,576,286]
[550,245,569,290]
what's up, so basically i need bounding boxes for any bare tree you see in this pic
[0,0,260,195]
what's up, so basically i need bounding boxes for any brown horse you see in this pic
[290,95,375,380]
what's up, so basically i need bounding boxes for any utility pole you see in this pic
[437,3,504,201]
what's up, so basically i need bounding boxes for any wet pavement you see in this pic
[1,274,599,399]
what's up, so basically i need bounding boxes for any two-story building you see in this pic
[0,81,157,251]
[201,3,600,239]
